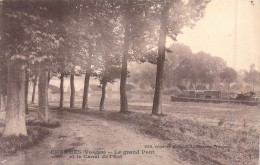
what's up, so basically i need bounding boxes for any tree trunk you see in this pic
[82,71,90,109]
[25,68,29,114]
[0,94,5,112]
[59,73,64,108]
[99,81,107,111]
[48,69,51,84]
[70,74,75,108]
[3,62,27,136]
[152,6,168,115]
[82,44,92,110]
[38,67,49,121]
[0,95,7,112]
[120,0,132,113]
[3,96,7,111]
[0,94,2,111]
[31,72,39,104]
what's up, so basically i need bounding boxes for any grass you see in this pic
[26,119,60,128]
[0,111,61,157]
[0,127,50,157]
[15,92,259,164]
[58,107,259,165]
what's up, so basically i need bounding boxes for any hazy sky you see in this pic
[173,0,260,71]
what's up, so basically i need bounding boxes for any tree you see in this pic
[25,67,29,114]
[151,0,210,115]
[57,7,89,109]
[1,1,64,131]
[119,0,132,113]
[68,0,148,112]
[54,62,70,109]
[97,61,121,111]
[0,49,8,112]
[164,43,193,88]
[175,58,193,88]
[82,45,92,109]
[128,62,156,90]
[70,73,75,108]
[89,5,122,111]
[59,72,65,108]
[205,56,226,89]
[66,1,105,110]
[119,0,153,112]
[31,69,39,104]
[4,61,27,136]
[219,67,237,90]
[192,52,226,88]
[152,2,170,115]
[1,1,28,136]
[137,43,194,89]
[244,64,260,91]
[38,66,49,121]
[95,50,121,111]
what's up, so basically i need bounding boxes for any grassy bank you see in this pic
[0,111,60,158]
[0,126,49,157]
[58,107,259,165]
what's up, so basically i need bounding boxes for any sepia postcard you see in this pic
[0,0,259,165]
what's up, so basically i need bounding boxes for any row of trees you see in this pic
[130,43,260,92]
[0,0,210,136]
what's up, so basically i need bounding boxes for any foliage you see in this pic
[219,67,237,84]
[128,62,156,90]
[244,64,260,90]
[131,43,227,89]
[2,1,62,65]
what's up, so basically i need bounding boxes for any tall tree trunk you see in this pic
[70,74,75,108]
[31,72,39,104]
[0,95,7,112]
[3,96,7,111]
[0,94,4,112]
[82,47,92,110]
[38,67,49,121]
[3,62,27,136]
[0,94,2,111]
[59,73,64,108]
[152,5,168,115]
[82,71,90,109]
[120,0,132,113]
[25,68,29,114]
[99,81,107,111]
[48,69,51,84]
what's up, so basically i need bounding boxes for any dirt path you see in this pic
[1,111,186,165]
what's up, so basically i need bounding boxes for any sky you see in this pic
[172,0,260,71]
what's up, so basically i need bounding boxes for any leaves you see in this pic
[1,0,211,85]
[244,64,260,86]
